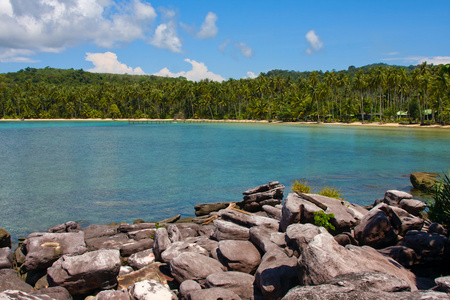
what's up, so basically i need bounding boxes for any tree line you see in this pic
[0,62,449,124]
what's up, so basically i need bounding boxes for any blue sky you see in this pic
[1,0,449,81]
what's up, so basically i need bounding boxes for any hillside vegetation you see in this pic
[0,63,449,124]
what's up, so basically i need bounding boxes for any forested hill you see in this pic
[0,62,448,124]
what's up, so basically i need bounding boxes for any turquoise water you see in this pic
[1,121,449,242]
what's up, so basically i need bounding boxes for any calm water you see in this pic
[1,121,449,242]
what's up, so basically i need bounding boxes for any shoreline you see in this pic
[1,118,449,128]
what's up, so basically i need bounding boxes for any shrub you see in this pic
[313,210,335,231]
[427,172,450,227]
[292,179,311,194]
[319,186,343,200]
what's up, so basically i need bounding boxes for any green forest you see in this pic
[0,62,449,124]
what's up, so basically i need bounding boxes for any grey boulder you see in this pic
[205,271,255,300]
[0,247,13,269]
[128,279,177,300]
[215,240,261,274]
[169,252,226,284]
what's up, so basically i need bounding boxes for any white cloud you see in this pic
[246,71,258,79]
[234,42,253,58]
[0,0,157,62]
[305,30,323,54]
[196,12,218,39]
[150,21,182,53]
[86,52,146,75]
[218,38,231,52]
[382,56,450,65]
[153,58,225,82]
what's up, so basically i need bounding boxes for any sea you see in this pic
[1,121,449,243]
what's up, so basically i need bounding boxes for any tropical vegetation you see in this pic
[427,172,450,227]
[0,62,449,124]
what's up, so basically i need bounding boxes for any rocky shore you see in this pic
[1,181,449,299]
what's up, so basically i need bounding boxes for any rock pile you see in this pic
[0,182,449,299]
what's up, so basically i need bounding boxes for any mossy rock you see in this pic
[0,228,11,248]
[410,172,439,192]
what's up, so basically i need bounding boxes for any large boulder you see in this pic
[410,172,439,192]
[195,202,231,216]
[0,229,11,248]
[82,224,118,240]
[31,286,72,300]
[128,279,177,300]
[179,280,202,299]
[47,221,81,233]
[117,263,170,291]
[217,209,280,231]
[211,220,250,241]
[249,225,284,253]
[186,287,242,300]
[184,236,219,254]
[85,233,132,251]
[205,271,255,300]
[169,252,226,284]
[353,204,400,248]
[21,232,87,272]
[0,247,13,269]
[297,231,417,291]
[119,239,154,257]
[47,249,121,295]
[254,249,298,300]
[280,193,316,232]
[285,223,327,256]
[215,240,261,274]
[378,246,417,268]
[153,227,172,262]
[399,230,449,265]
[126,229,155,241]
[127,249,156,270]
[95,290,130,300]
[262,204,282,220]
[0,269,34,293]
[161,241,209,264]
[384,190,413,206]
[398,199,427,216]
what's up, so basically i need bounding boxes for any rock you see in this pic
[95,289,130,300]
[410,172,439,192]
[243,181,281,195]
[285,223,327,256]
[31,287,72,300]
[242,187,284,209]
[399,230,449,265]
[254,249,298,300]
[299,194,360,233]
[82,224,119,240]
[327,271,411,292]
[85,233,132,251]
[173,223,200,239]
[21,232,87,272]
[128,249,155,270]
[161,241,209,264]
[0,247,13,269]
[158,214,181,223]
[211,220,250,241]
[262,204,282,220]
[378,246,417,267]
[169,252,225,284]
[153,228,172,262]
[334,233,358,246]
[0,290,55,299]
[167,224,182,243]
[428,223,448,236]
[186,287,242,300]
[179,280,202,299]
[119,238,154,257]
[0,269,34,293]
[249,225,283,253]
[0,229,11,248]
[282,284,394,300]
[398,199,426,216]
[195,202,231,216]
[47,249,121,295]
[128,279,177,300]
[215,240,261,274]
[297,231,417,290]
[126,229,155,241]
[435,276,450,293]
[119,266,134,276]
[205,271,255,300]
[47,221,81,233]
[184,236,219,253]
[217,209,280,231]
[384,190,413,206]
[398,216,424,235]
[280,193,311,232]
[117,263,170,291]
[353,204,400,248]
[118,223,156,233]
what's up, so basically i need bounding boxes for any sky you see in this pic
[0,0,449,81]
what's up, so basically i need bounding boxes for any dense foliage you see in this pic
[427,173,450,227]
[1,63,449,124]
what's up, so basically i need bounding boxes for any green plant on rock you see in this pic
[427,172,450,227]
[313,210,336,231]
[318,186,343,200]
[292,179,311,194]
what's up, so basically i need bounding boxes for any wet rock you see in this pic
[216,240,261,274]
[186,287,242,300]
[0,247,13,269]
[169,252,226,284]
[128,249,155,270]
[211,220,250,241]
[0,269,34,293]
[410,172,439,192]
[47,249,121,295]
[47,221,81,233]
[21,231,87,272]
[128,279,177,300]
[205,271,255,300]
[254,249,298,300]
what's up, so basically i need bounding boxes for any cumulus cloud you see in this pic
[234,42,253,58]
[0,0,157,62]
[153,58,225,82]
[151,20,182,53]
[86,52,146,75]
[382,56,450,65]
[246,71,258,79]
[196,12,218,39]
[305,30,323,54]
[218,38,231,52]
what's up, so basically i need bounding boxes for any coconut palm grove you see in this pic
[1,62,449,124]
